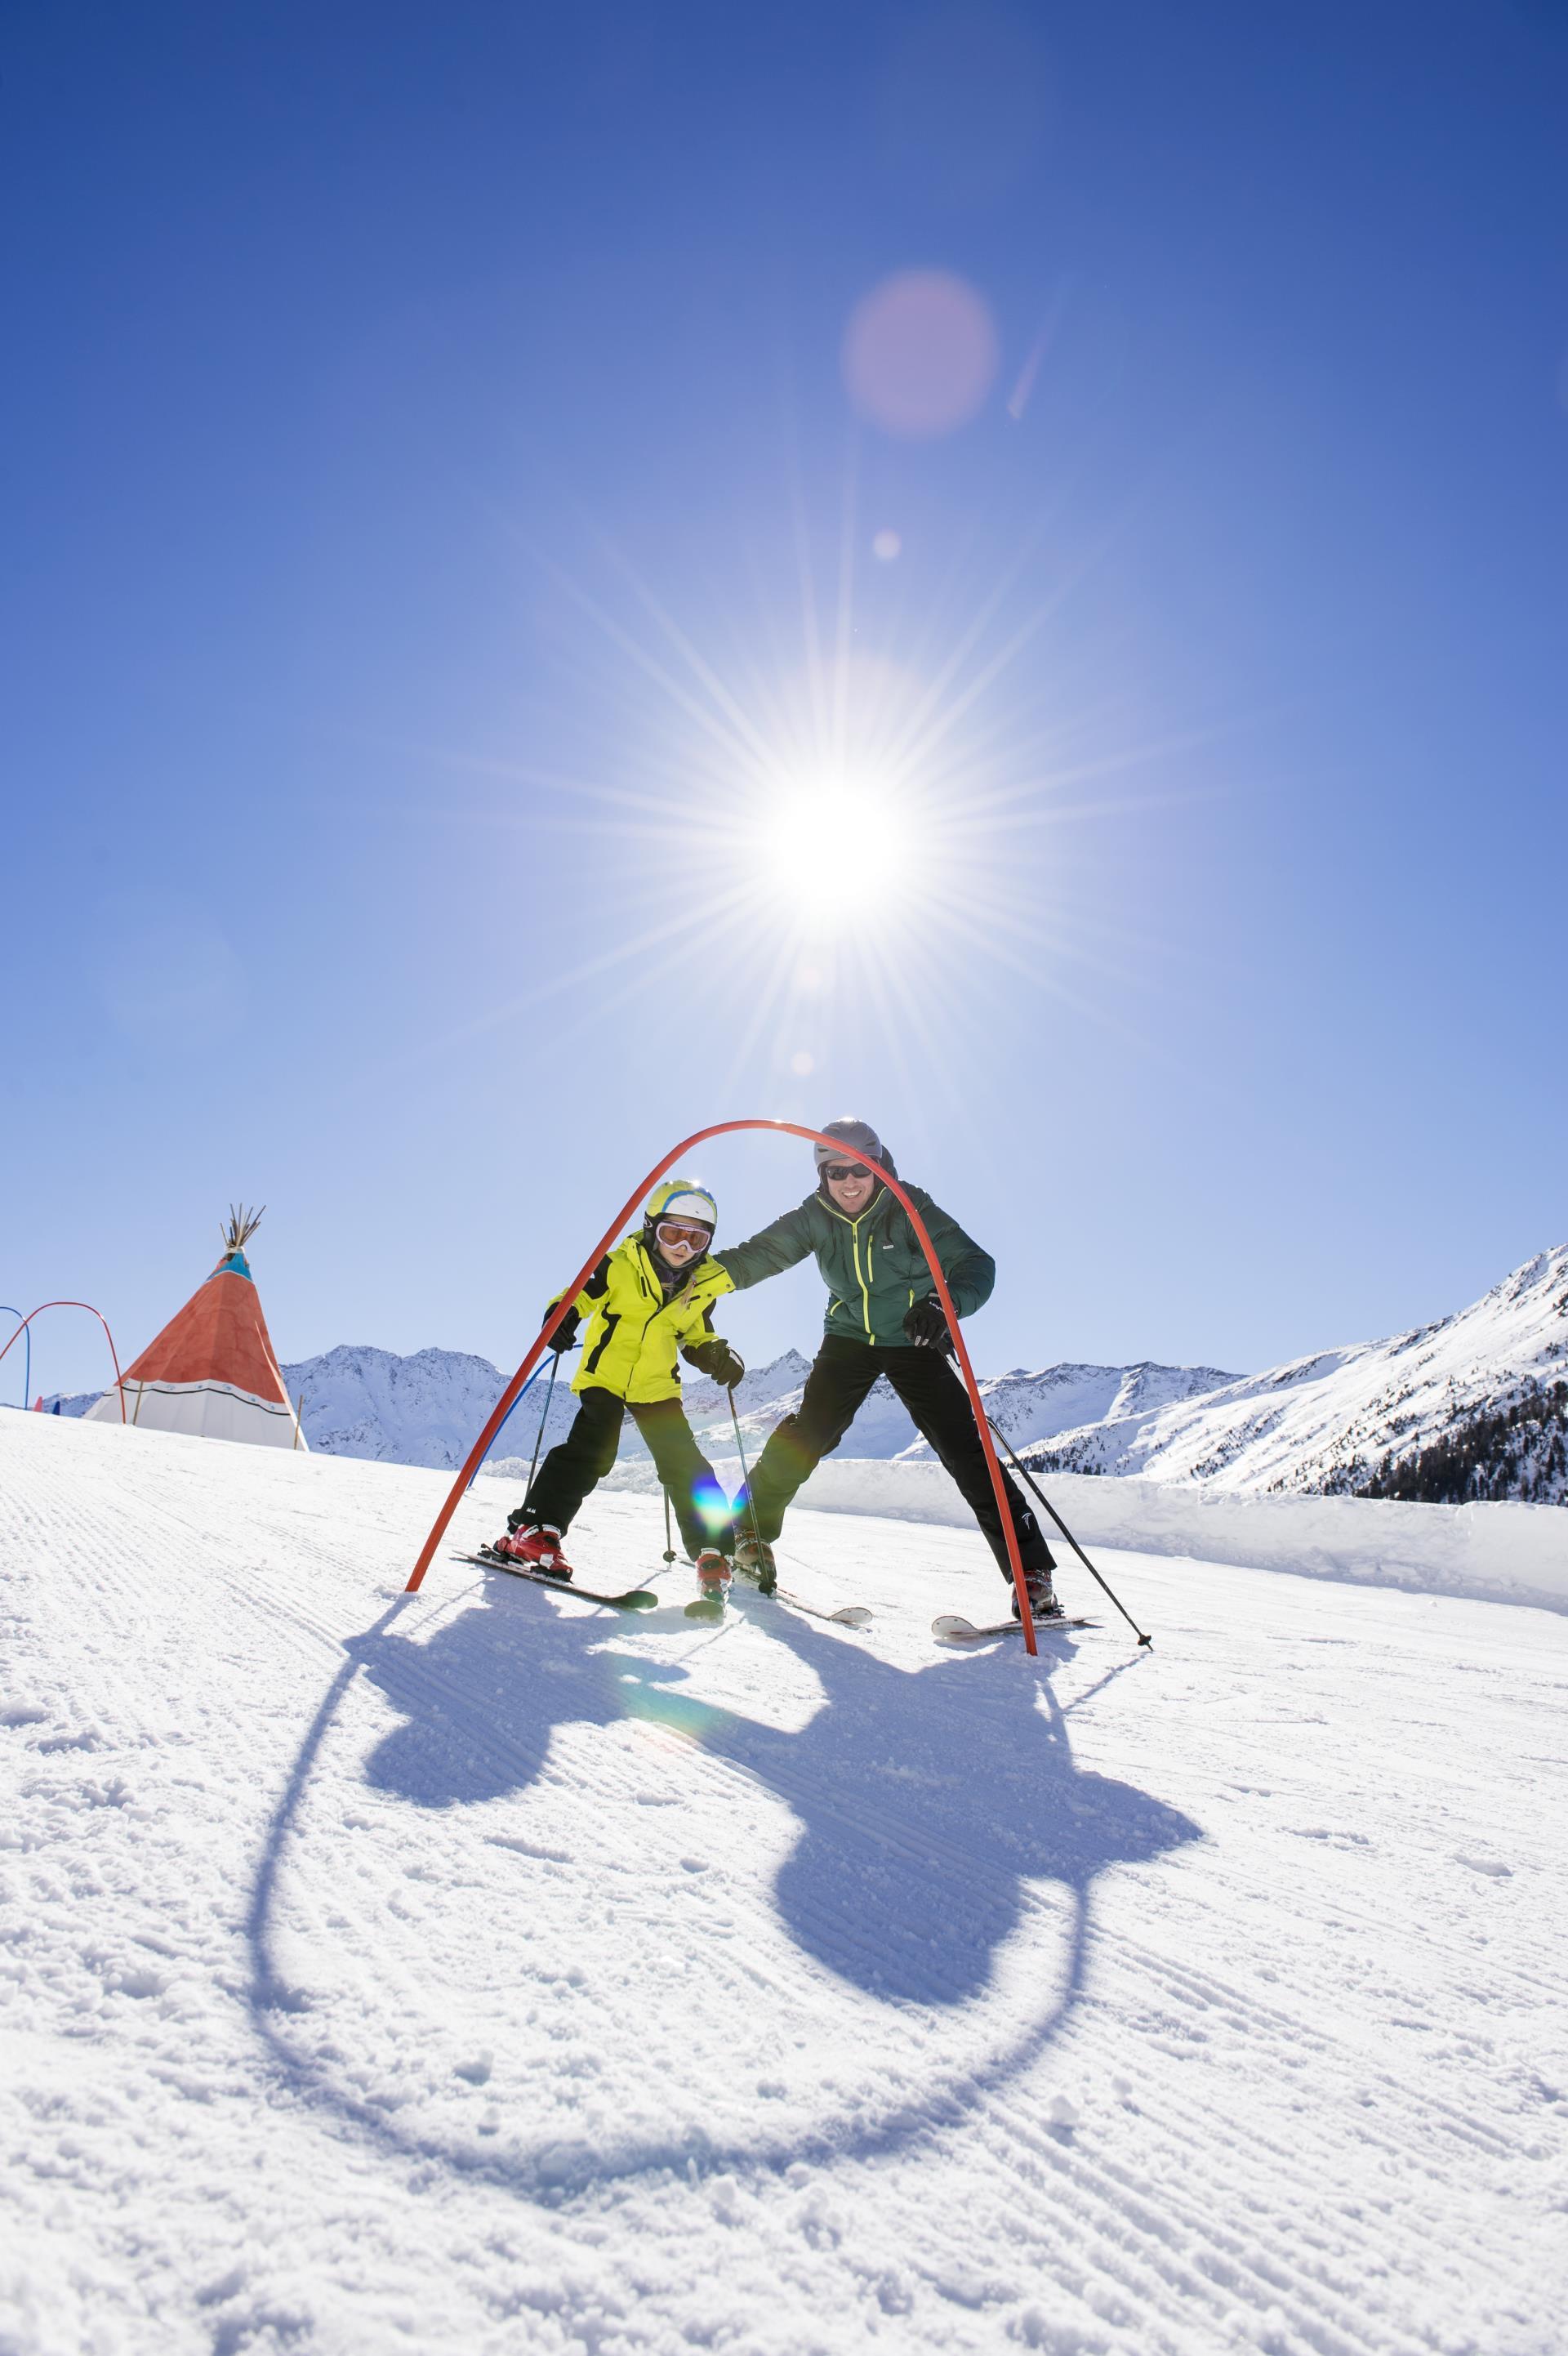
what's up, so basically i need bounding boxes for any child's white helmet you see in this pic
[645,1178,717,1229]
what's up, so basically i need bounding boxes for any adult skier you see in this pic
[491,1180,746,1605]
[714,1120,1060,1620]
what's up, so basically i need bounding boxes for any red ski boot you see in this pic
[492,1523,573,1580]
[694,1548,732,1603]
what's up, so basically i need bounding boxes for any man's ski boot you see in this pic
[1011,1568,1064,1623]
[732,1533,777,1595]
[492,1523,573,1580]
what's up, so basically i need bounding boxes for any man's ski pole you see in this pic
[986,1417,1153,1649]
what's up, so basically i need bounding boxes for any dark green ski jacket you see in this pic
[714,1184,995,1348]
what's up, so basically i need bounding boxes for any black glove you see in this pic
[685,1338,746,1390]
[902,1293,953,1350]
[543,1301,580,1353]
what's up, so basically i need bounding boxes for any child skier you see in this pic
[490,1180,746,1604]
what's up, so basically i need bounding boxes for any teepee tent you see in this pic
[87,1208,306,1451]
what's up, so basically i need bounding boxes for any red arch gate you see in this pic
[404,1119,1043,1653]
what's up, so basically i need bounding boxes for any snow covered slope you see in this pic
[1028,1245,1568,1503]
[2,1408,1564,2355]
[599,1452,1568,1613]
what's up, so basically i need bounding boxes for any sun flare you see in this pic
[437,499,1173,1103]
[755,775,918,924]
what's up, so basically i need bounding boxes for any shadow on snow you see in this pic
[245,1568,1198,2199]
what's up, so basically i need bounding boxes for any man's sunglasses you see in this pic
[822,1162,875,1184]
[655,1219,713,1252]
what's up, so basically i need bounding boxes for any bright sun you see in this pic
[758,776,916,923]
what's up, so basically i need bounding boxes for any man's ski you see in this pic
[933,1611,1095,1643]
[461,1549,659,1610]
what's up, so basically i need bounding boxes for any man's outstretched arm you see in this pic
[713,1203,817,1292]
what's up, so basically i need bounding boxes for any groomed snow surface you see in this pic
[2,1411,1564,2356]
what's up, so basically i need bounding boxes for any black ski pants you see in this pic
[737,1334,1054,1582]
[513,1385,734,1560]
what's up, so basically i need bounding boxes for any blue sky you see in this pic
[3,2,1565,1400]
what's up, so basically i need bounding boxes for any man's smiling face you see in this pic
[823,1161,877,1215]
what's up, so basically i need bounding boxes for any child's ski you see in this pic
[732,1564,871,1627]
[933,1611,1095,1643]
[462,1549,659,1609]
[684,1573,871,1629]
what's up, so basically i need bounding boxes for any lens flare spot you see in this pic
[844,271,999,440]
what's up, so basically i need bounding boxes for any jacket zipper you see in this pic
[824,1203,878,1340]
[849,1213,873,1339]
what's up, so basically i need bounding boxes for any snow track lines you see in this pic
[2,1411,1565,2355]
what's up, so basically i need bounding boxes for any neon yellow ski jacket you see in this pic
[556,1235,737,1405]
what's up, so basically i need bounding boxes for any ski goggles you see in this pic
[655,1219,713,1252]
[822,1162,876,1184]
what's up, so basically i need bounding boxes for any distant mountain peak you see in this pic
[1022,1245,1568,1506]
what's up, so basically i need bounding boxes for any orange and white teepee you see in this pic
[87,1207,306,1450]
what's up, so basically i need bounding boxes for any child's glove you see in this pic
[544,1301,581,1353]
[685,1338,746,1390]
[902,1293,953,1350]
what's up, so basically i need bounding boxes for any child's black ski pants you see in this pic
[514,1384,734,1559]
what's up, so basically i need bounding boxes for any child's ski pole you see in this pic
[728,1390,768,1568]
[523,1351,560,1502]
[466,1359,546,1490]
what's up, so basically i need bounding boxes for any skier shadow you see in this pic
[343,1575,1198,2033]
[244,1575,1200,2199]
[348,1582,715,1809]
[244,1579,716,2032]
[704,1597,1200,2009]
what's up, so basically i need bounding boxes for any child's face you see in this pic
[654,1219,712,1266]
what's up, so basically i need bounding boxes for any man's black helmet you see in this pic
[813,1118,893,1177]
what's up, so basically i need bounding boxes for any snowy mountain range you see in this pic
[1022,1245,1568,1506]
[286,1345,1248,1478]
[31,1246,1566,1502]
[32,1344,1234,1473]
[719,1354,1237,1462]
